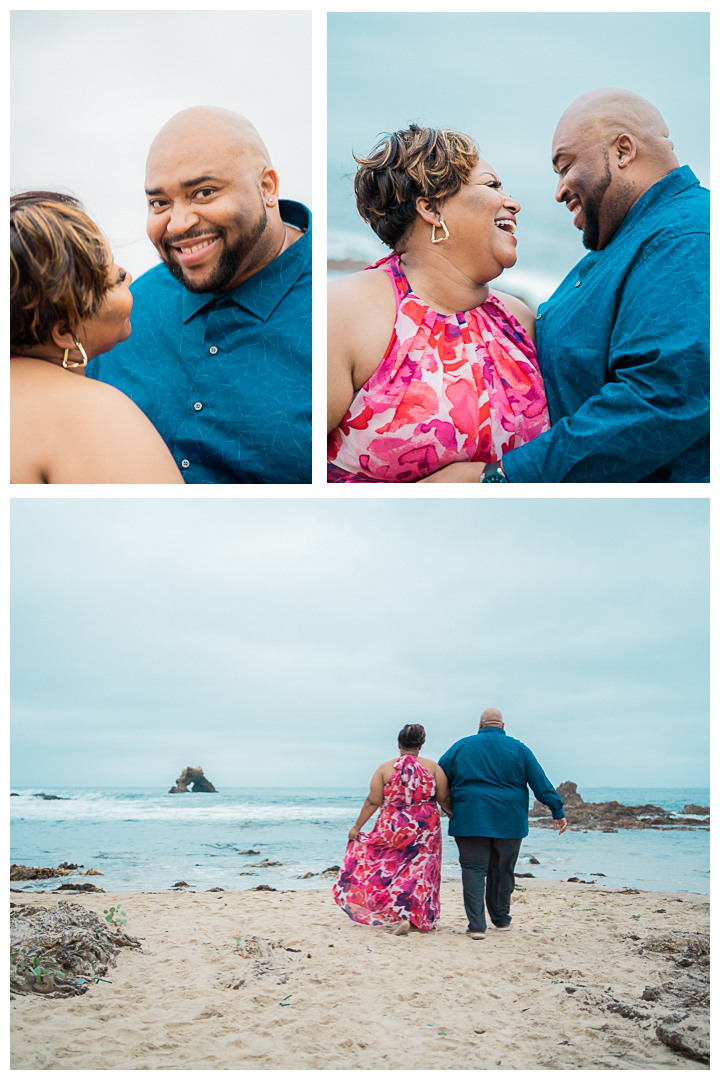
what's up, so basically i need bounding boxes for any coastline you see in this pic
[11,880,708,1070]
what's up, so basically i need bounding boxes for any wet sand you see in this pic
[10,880,709,1070]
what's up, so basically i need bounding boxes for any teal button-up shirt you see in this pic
[439,728,564,839]
[88,200,311,485]
[503,166,709,483]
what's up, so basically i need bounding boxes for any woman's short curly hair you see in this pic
[11,191,115,352]
[398,724,426,751]
[353,124,480,249]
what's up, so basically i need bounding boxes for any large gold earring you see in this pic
[62,341,89,369]
[431,221,450,244]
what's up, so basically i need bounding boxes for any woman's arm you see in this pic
[327,271,397,434]
[348,762,389,841]
[433,764,452,815]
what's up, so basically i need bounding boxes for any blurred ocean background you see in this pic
[328,13,709,309]
[11,787,709,896]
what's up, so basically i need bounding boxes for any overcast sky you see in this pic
[10,10,311,282]
[328,12,709,300]
[11,499,708,791]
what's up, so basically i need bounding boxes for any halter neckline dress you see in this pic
[328,254,550,482]
[333,754,442,930]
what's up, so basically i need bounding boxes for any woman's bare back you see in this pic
[11,358,184,484]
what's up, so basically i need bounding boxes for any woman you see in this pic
[327,125,550,483]
[11,191,184,483]
[333,724,450,934]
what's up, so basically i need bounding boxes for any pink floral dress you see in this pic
[333,755,442,930]
[327,254,550,482]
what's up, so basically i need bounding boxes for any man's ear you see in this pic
[260,168,280,205]
[616,133,637,168]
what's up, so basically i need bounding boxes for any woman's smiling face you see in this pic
[427,159,521,283]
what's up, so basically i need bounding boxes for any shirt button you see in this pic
[193,402,203,411]
[181,459,190,469]
[536,313,542,321]
[209,345,218,355]
[575,281,581,288]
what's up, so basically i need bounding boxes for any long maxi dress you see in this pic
[333,755,442,930]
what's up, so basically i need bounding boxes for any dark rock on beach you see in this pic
[169,767,217,793]
[682,804,709,816]
[11,865,71,882]
[32,793,65,800]
[53,883,103,893]
[529,782,709,831]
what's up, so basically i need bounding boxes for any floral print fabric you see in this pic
[333,755,442,930]
[327,254,550,482]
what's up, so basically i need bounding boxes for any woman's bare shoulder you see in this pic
[11,359,183,484]
[329,268,395,320]
[417,756,438,770]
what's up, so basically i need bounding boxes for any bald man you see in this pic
[439,709,566,939]
[496,89,709,484]
[88,107,311,484]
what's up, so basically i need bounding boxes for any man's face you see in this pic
[552,119,616,252]
[145,133,270,293]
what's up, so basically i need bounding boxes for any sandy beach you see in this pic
[10,879,708,1070]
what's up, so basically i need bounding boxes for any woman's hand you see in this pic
[348,825,361,842]
[416,462,486,483]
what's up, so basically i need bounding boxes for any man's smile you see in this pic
[168,234,222,268]
[566,196,584,229]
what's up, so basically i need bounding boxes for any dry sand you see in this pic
[10,880,709,1070]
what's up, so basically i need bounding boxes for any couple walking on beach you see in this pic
[334,709,567,938]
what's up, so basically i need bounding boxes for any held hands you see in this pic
[553,817,568,835]
[348,825,361,842]
[416,462,486,483]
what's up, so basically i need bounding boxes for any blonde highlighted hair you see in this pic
[11,191,115,352]
[353,124,480,249]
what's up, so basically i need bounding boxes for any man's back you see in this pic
[439,728,563,839]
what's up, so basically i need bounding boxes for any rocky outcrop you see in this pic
[530,783,709,831]
[169,767,217,793]
[682,804,709,816]
[10,900,140,996]
[11,865,103,881]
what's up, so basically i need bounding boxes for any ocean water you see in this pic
[327,227,565,312]
[10,787,709,896]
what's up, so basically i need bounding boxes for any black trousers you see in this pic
[454,835,523,932]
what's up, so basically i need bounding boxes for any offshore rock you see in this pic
[169,767,217,793]
[682,804,709,816]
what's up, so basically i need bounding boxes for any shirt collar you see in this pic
[608,165,700,247]
[478,726,506,735]
[181,199,311,325]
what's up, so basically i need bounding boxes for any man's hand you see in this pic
[553,817,567,835]
[416,462,486,483]
[348,825,360,842]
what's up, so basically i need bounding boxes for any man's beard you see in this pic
[580,151,612,252]
[162,204,269,293]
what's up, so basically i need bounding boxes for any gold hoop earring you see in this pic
[431,221,450,244]
[62,341,89,369]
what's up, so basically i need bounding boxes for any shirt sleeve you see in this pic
[523,747,564,819]
[502,232,709,483]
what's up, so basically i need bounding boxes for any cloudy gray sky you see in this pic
[11,499,708,790]
[328,12,709,303]
[11,10,311,282]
